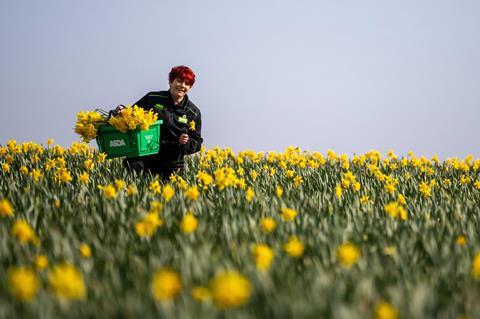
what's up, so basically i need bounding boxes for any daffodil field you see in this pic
[1,140,480,319]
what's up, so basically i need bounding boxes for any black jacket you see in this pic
[133,90,203,168]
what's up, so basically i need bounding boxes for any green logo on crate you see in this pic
[145,134,153,144]
[110,139,126,148]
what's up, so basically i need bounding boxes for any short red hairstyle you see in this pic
[168,65,196,86]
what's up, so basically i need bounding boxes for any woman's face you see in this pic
[169,78,191,101]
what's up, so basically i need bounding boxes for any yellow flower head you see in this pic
[383,246,397,257]
[456,235,467,246]
[188,120,196,131]
[0,198,14,217]
[283,236,305,258]
[286,169,295,178]
[352,181,361,192]
[360,195,371,205]
[30,168,42,182]
[337,242,361,268]
[474,180,480,190]
[149,180,162,194]
[54,167,72,183]
[7,266,39,301]
[251,244,274,271]
[78,171,89,184]
[74,110,104,142]
[280,207,298,222]
[2,163,11,173]
[20,166,29,175]
[293,175,303,187]
[471,252,480,279]
[108,105,158,133]
[149,201,163,214]
[196,171,213,189]
[5,153,15,163]
[97,152,107,163]
[275,185,283,198]
[335,185,343,199]
[384,182,395,194]
[191,286,211,302]
[260,217,276,233]
[162,184,175,202]
[102,184,117,199]
[210,271,252,309]
[12,220,39,245]
[126,184,138,196]
[175,176,189,190]
[48,263,86,300]
[135,213,163,238]
[374,301,399,319]
[151,268,182,301]
[419,181,432,198]
[384,202,407,220]
[245,187,255,202]
[184,185,200,201]
[84,159,94,170]
[114,179,126,190]
[180,213,198,234]
[35,255,49,270]
[79,243,92,258]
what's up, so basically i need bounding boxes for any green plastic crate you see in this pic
[95,120,163,159]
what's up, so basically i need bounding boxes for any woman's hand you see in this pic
[179,133,189,145]
[115,105,126,115]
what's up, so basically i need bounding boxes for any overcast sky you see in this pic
[1,0,479,159]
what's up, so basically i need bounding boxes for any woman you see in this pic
[121,65,203,180]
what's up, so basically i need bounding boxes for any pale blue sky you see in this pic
[1,0,479,158]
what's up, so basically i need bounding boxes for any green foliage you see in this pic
[1,143,480,318]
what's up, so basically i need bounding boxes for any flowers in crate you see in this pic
[108,105,158,133]
[74,111,105,143]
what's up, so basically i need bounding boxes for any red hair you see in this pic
[168,65,196,86]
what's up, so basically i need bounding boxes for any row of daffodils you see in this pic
[1,140,480,318]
